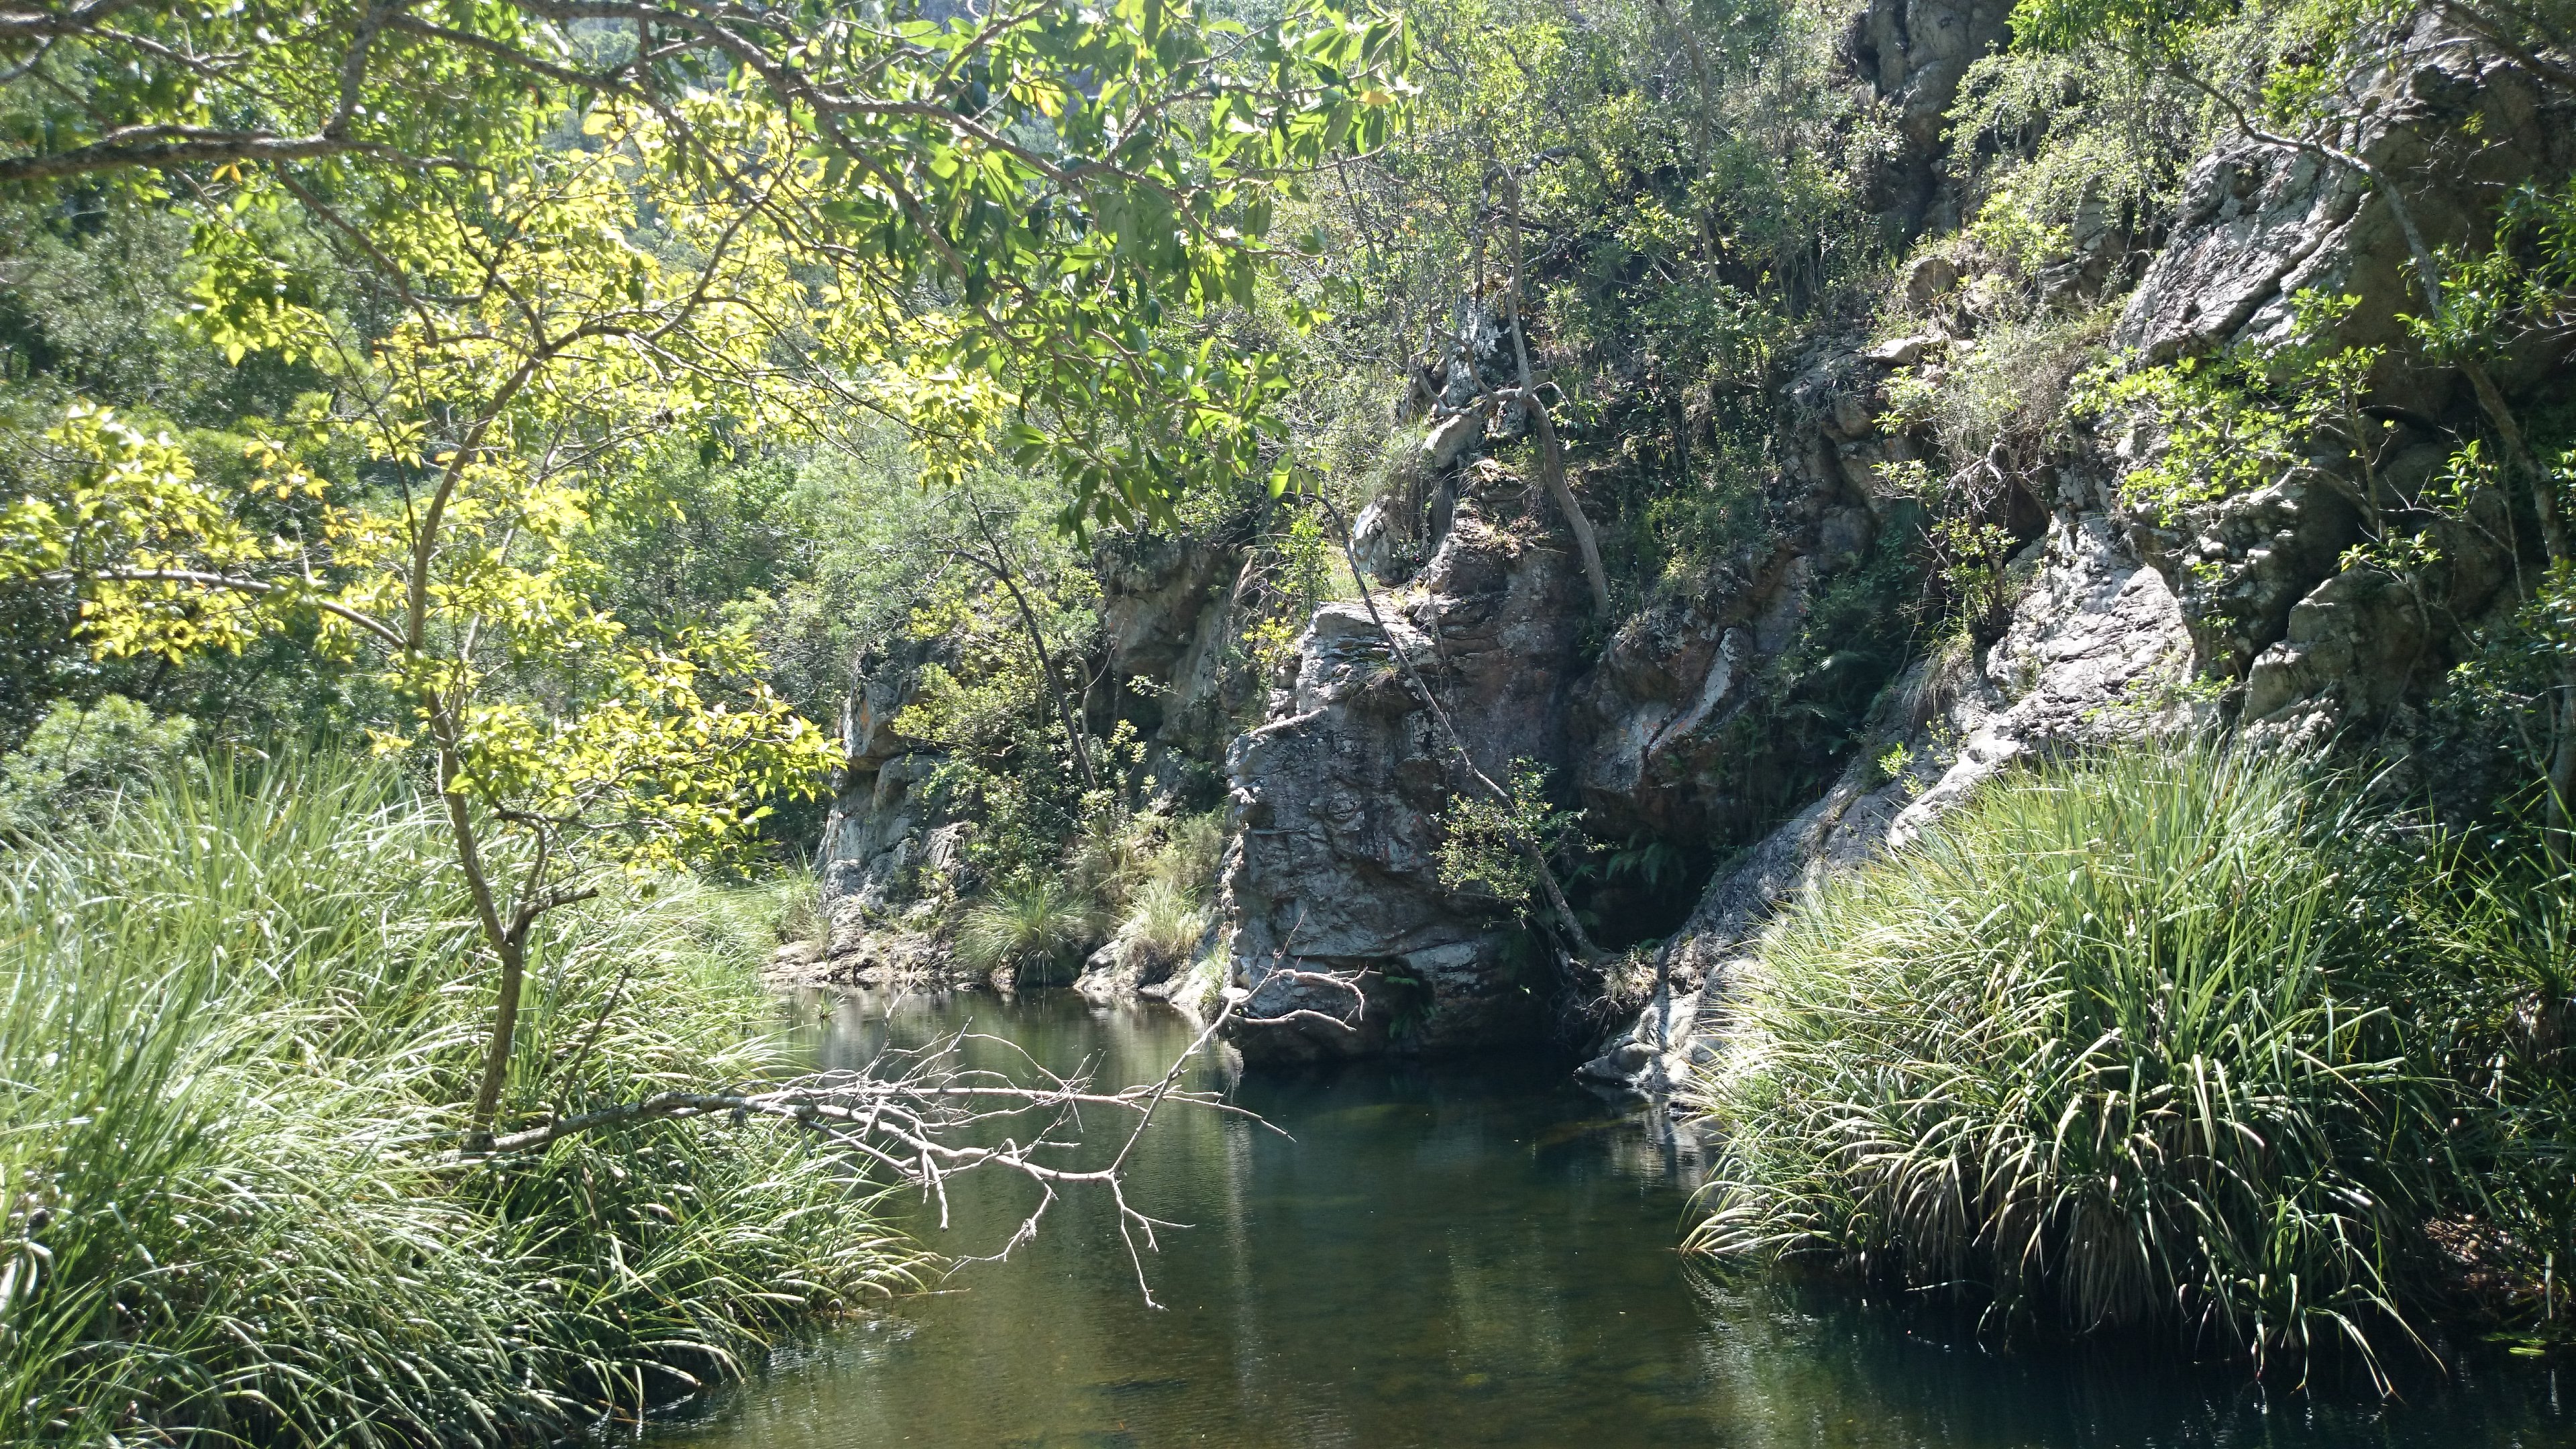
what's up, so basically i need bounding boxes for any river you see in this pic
[651,988,2570,1449]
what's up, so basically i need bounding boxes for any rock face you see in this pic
[1565,16,2576,1092]
[1847,0,2017,230]
[2116,21,2575,382]
[1093,531,1249,771]
[1224,483,1583,1061]
[818,636,956,916]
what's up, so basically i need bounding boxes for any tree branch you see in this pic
[44,566,406,649]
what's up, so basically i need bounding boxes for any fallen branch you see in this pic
[458,988,1296,1305]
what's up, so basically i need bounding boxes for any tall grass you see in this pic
[1110,877,1212,975]
[1687,742,2462,1377]
[955,874,1093,983]
[0,754,916,1445]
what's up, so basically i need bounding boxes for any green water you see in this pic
[653,989,2570,1449]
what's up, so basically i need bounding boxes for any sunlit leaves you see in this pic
[2076,292,2381,515]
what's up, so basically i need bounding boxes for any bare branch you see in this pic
[40,566,406,649]
[457,1000,1267,1303]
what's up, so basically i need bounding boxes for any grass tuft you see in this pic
[0,753,916,1445]
[955,873,1093,985]
[1686,741,2459,1377]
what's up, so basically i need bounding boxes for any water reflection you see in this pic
[653,989,2569,1449]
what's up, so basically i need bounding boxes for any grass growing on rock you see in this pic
[0,753,916,1446]
[1686,742,2500,1379]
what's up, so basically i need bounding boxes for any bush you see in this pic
[955,873,1093,985]
[0,753,916,1445]
[1687,742,2457,1377]
[0,696,194,841]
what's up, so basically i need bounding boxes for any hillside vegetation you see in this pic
[0,0,2573,1424]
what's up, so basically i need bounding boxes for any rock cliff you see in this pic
[1219,9,2576,1083]
[812,7,2576,1085]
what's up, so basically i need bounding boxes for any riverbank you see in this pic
[1686,742,2576,1377]
[1,756,917,1445]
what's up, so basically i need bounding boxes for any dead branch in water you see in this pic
[455,984,1351,1305]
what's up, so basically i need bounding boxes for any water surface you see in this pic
[653,989,2569,1449]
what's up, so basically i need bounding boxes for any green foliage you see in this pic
[1436,762,1585,912]
[0,0,1416,531]
[1238,506,1351,679]
[2412,174,2576,370]
[1112,808,1228,970]
[1636,421,1770,590]
[955,874,1095,985]
[1283,0,1880,610]
[0,753,914,1444]
[2418,850,2576,1334]
[1872,740,1915,784]
[1686,740,2576,1375]
[888,493,1108,883]
[0,696,193,841]
[1898,309,2116,469]
[2076,291,2381,515]
[2442,547,2576,791]
[1947,48,2202,280]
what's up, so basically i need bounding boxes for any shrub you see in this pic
[1686,741,2453,1377]
[955,873,1093,984]
[0,696,194,841]
[1148,809,1228,896]
[0,753,916,1445]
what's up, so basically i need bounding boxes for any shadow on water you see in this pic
[647,988,2571,1449]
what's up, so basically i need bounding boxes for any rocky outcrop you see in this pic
[818,636,957,916]
[1093,531,1249,771]
[1223,477,1584,1061]
[1848,0,2017,231]
[1564,17,2576,1095]
[1889,471,2198,843]
[808,7,2573,1107]
[2117,20,2575,384]
[1568,337,1898,846]
[816,527,1250,941]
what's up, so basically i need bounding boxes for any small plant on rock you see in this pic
[1437,761,1588,914]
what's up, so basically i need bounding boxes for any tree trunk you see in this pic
[958,494,1099,794]
[1491,164,1612,619]
[439,729,522,1149]
[1519,393,1612,617]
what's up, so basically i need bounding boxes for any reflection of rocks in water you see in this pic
[1608,1108,1715,1191]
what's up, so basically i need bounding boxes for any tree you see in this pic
[0,0,1417,1144]
[4,116,849,1141]
[0,0,1414,527]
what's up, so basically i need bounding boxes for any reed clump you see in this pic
[1686,741,2550,1379]
[0,754,916,1446]
[955,873,1094,985]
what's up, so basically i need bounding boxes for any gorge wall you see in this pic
[814,5,2576,1088]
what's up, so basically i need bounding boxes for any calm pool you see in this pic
[649,989,2569,1449]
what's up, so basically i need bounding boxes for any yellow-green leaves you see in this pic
[2079,292,2379,515]
[0,404,297,661]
